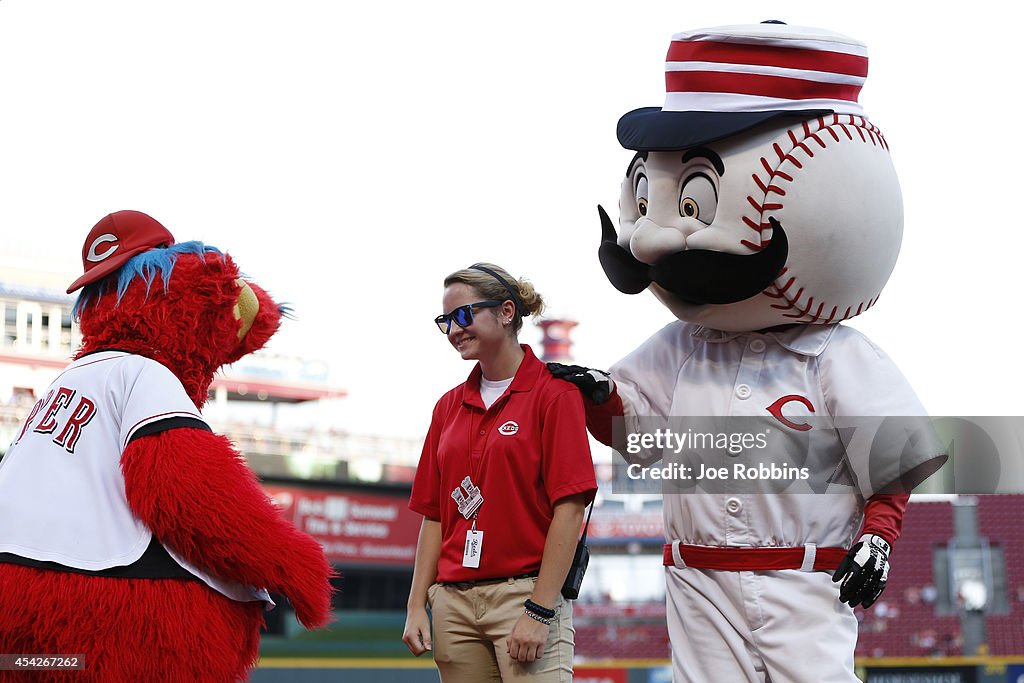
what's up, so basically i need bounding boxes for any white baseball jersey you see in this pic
[0,350,270,605]
[612,321,942,549]
[611,321,945,683]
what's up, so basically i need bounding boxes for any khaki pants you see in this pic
[427,576,574,682]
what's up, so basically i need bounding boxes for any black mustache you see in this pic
[597,205,789,305]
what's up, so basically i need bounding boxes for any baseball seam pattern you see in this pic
[744,114,889,324]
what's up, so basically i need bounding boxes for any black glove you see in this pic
[832,534,891,608]
[546,363,613,405]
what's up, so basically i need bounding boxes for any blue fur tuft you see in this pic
[73,241,223,319]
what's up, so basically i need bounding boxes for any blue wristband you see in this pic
[524,599,555,619]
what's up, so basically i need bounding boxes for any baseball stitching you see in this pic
[745,114,890,324]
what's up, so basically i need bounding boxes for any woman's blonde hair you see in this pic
[444,263,545,334]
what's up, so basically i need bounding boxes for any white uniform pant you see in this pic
[666,566,859,683]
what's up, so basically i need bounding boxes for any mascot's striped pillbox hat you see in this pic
[618,21,871,151]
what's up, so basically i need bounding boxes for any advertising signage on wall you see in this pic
[264,485,420,567]
[589,511,664,542]
[864,666,976,683]
[572,668,628,683]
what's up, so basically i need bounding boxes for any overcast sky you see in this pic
[0,1,1019,438]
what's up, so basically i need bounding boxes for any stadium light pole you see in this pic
[950,497,989,656]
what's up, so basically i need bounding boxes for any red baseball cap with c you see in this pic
[67,210,176,293]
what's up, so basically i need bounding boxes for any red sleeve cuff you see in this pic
[409,499,441,521]
[861,493,910,545]
[584,388,624,447]
[548,480,598,506]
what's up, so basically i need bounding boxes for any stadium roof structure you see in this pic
[212,375,347,404]
[0,282,76,306]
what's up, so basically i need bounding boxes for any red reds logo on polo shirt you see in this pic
[497,421,519,435]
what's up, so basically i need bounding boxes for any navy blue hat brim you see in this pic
[617,107,833,151]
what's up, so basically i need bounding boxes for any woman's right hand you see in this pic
[402,606,433,656]
[404,519,441,656]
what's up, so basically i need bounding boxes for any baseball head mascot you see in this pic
[0,211,334,682]
[550,22,947,682]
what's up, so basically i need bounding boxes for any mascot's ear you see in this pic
[231,280,283,359]
[234,279,260,340]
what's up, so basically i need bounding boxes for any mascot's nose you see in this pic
[233,279,260,340]
[628,216,703,264]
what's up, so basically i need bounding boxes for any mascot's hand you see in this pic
[286,555,338,629]
[832,534,890,608]
[547,363,614,404]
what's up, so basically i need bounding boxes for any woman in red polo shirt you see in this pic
[402,263,597,682]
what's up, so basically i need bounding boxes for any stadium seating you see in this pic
[853,496,1022,657]
[573,497,1024,660]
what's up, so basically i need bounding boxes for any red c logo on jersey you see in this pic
[766,395,815,432]
[86,233,120,263]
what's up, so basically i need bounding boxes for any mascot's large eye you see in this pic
[679,172,718,224]
[635,175,649,217]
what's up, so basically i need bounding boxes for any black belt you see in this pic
[0,537,196,580]
[441,571,538,589]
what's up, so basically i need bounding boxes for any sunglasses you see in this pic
[434,300,505,334]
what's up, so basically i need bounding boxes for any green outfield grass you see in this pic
[260,610,411,659]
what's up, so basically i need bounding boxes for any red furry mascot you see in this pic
[0,211,334,682]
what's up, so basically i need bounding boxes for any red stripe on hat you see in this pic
[667,40,868,78]
[666,70,862,102]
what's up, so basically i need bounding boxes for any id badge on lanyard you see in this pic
[452,475,484,568]
[464,517,483,568]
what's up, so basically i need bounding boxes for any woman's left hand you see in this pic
[506,612,550,663]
